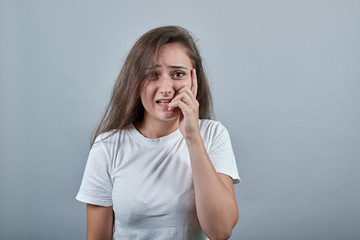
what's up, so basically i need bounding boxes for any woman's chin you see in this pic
[159,109,181,121]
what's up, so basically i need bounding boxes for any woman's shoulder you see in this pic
[93,125,133,147]
[199,119,227,131]
[199,119,229,138]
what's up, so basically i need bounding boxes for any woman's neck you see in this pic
[134,118,180,139]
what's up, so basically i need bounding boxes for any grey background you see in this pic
[1,0,359,239]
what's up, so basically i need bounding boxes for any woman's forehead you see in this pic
[147,44,192,69]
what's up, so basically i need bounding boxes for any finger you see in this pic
[169,99,192,115]
[175,85,192,96]
[170,92,193,107]
[173,88,195,102]
[191,68,198,98]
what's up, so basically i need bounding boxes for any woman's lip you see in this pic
[156,102,170,109]
[155,99,173,110]
[156,98,172,102]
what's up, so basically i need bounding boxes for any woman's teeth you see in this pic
[157,100,171,105]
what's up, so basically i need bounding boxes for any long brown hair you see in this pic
[91,26,213,146]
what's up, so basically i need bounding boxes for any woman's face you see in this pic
[140,43,193,125]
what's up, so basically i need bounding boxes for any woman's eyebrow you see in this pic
[146,64,189,70]
[167,65,188,70]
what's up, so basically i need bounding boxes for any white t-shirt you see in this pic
[76,119,240,240]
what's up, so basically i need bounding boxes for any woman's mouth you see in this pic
[156,99,172,106]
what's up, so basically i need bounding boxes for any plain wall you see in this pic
[1,0,359,239]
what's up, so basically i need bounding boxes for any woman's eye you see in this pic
[173,71,185,78]
[146,72,158,79]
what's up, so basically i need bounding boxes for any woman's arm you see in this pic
[187,137,239,240]
[86,204,114,240]
[168,69,238,239]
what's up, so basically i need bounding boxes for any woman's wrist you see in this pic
[185,132,204,149]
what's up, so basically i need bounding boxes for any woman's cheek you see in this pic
[186,78,192,88]
[144,83,157,94]
[173,78,191,93]
[181,78,192,88]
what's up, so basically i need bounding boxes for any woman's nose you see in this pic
[158,75,174,94]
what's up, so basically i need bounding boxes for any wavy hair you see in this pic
[91,26,213,146]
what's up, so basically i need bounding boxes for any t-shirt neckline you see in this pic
[128,123,182,146]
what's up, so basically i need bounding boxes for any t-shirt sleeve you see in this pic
[75,137,113,206]
[207,122,240,184]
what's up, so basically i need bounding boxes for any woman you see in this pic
[76,26,240,240]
